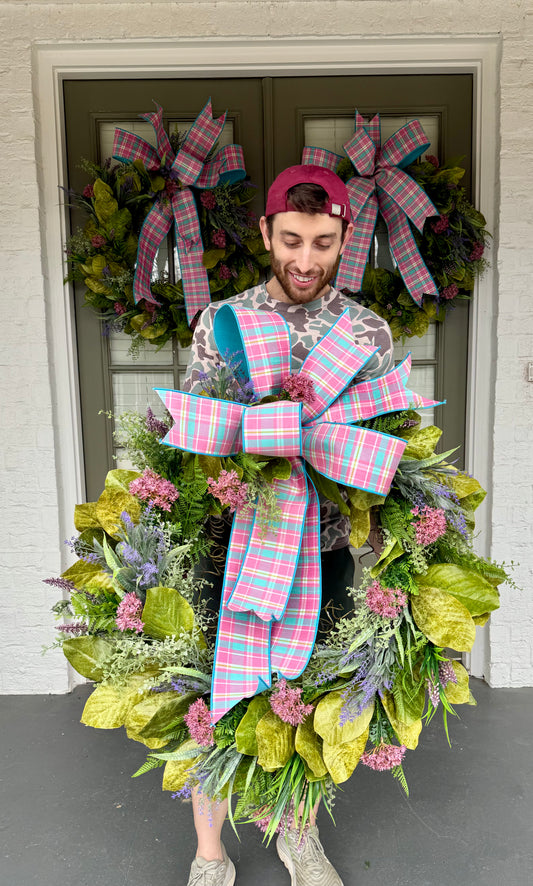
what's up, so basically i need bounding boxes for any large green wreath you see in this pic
[64,147,270,350]
[47,401,507,839]
[338,154,490,339]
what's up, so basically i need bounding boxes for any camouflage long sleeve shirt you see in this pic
[182,283,394,552]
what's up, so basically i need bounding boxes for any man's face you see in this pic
[259,212,353,305]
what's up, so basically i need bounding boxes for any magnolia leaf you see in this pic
[73,502,100,532]
[346,488,385,510]
[84,276,114,295]
[61,558,113,592]
[473,612,491,626]
[162,741,202,791]
[126,691,197,739]
[444,661,471,704]
[95,488,141,537]
[380,691,423,749]
[403,426,442,460]
[261,457,292,483]
[417,564,500,617]
[295,712,327,779]
[314,692,374,745]
[348,505,370,549]
[105,469,141,493]
[125,729,167,750]
[62,635,113,681]
[393,672,426,725]
[234,266,254,292]
[411,585,476,651]
[140,322,169,341]
[450,471,485,502]
[370,538,403,578]
[142,586,195,639]
[202,248,226,269]
[305,465,350,515]
[81,679,146,730]
[409,311,430,338]
[197,454,223,481]
[235,696,270,756]
[256,710,295,771]
[322,727,369,783]
[93,178,118,224]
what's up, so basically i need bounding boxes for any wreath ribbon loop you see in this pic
[113,100,247,324]
[302,110,439,304]
[156,305,439,722]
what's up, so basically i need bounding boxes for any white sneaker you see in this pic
[187,842,236,886]
[276,825,344,886]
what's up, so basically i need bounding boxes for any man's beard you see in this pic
[269,250,342,304]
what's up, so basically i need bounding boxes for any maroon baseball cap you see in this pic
[265,164,352,220]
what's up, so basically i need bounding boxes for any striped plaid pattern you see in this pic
[270,474,321,678]
[302,424,406,497]
[155,389,244,455]
[112,100,246,324]
[211,505,273,723]
[380,192,439,300]
[158,308,436,721]
[298,308,377,423]
[214,304,292,398]
[227,462,308,621]
[318,354,441,424]
[302,109,439,304]
[242,401,302,457]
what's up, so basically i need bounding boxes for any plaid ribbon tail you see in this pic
[155,389,245,456]
[112,128,161,171]
[171,187,212,324]
[335,194,379,292]
[380,193,439,304]
[211,505,272,724]
[226,466,308,621]
[376,167,437,232]
[270,473,321,678]
[132,201,173,305]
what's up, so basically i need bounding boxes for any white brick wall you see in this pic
[0,0,531,692]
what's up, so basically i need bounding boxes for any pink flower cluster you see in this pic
[212,229,226,248]
[83,183,94,198]
[469,241,484,261]
[91,234,106,249]
[129,468,179,512]
[441,283,459,301]
[438,660,458,687]
[200,190,217,210]
[219,264,233,280]
[360,742,407,771]
[114,301,126,316]
[280,372,317,405]
[365,581,407,618]
[269,679,313,726]
[411,506,447,546]
[432,214,449,234]
[426,154,439,168]
[184,698,215,746]
[207,470,249,513]
[115,592,144,633]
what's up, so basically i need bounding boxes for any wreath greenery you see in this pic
[64,144,270,351]
[336,155,490,339]
[47,393,508,839]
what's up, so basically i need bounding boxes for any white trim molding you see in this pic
[33,35,501,681]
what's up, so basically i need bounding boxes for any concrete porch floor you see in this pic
[1,679,532,886]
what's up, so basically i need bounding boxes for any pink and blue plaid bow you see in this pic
[156,306,438,722]
[303,111,439,305]
[113,100,246,324]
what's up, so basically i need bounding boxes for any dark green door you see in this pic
[63,74,473,499]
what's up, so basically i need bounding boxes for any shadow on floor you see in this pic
[1,679,532,886]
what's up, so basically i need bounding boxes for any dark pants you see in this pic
[195,520,355,642]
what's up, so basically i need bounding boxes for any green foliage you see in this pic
[64,156,268,350]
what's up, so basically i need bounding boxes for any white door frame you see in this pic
[34,35,500,679]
